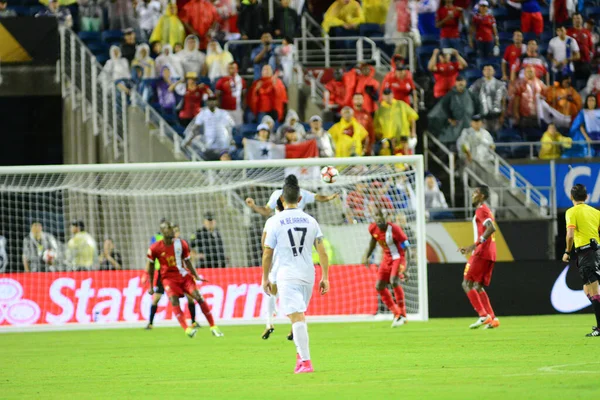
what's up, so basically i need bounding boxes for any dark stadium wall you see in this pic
[0,96,63,165]
[428,261,591,318]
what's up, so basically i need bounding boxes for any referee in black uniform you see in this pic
[562,184,600,337]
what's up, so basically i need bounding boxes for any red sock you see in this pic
[393,286,406,317]
[200,301,215,327]
[173,307,188,330]
[478,291,495,319]
[467,289,487,317]
[378,289,402,316]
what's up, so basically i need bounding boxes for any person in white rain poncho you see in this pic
[457,114,495,164]
[132,43,156,78]
[176,35,206,76]
[155,44,184,78]
[205,40,234,82]
[100,45,130,83]
[274,110,306,143]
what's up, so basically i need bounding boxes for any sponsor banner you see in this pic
[0,266,378,327]
[428,261,591,318]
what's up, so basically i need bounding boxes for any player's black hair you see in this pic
[284,174,299,187]
[571,184,588,201]
[476,184,490,200]
[455,75,466,82]
[282,175,300,204]
[276,198,284,212]
[556,24,567,31]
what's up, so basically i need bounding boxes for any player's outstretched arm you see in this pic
[315,237,329,295]
[245,197,273,217]
[184,258,204,281]
[315,193,339,202]
[362,238,377,267]
[262,246,274,295]
[146,260,155,295]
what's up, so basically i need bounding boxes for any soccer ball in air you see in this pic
[43,250,56,265]
[320,166,339,184]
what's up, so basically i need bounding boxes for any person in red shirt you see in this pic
[428,48,467,99]
[458,185,499,330]
[178,72,213,126]
[510,39,549,84]
[380,65,416,106]
[512,65,547,128]
[180,0,220,50]
[324,67,347,111]
[147,220,223,337]
[351,93,374,155]
[568,13,594,87]
[363,208,411,327]
[215,62,246,125]
[247,64,288,122]
[436,0,463,50]
[469,1,499,59]
[502,30,526,81]
[343,63,380,113]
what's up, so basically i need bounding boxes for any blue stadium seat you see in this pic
[240,123,258,134]
[28,5,44,16]
[492,7,508,21]
[421,34,439,46]
[538,43,548,55]
[476,57,501,69]
[174,125,186,138]
[498,32,513,42]
[323,122,334,131]
[79,31,101,44]
[540,31,553,43]
[101,30,123,44]
[540,6,550,18]
[86,42,108,55]
[464,68,482,81]
[504,20,521,32]
[585,7,600,18]
[359,23,383,37]
[95,53,109,65]
[7,5,27,15]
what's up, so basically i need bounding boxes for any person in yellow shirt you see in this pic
[562,184,600,337]
[362,0,390,25]
[322,0,365,49]
[538,122,572,160]
[374,88,419,154]
[329,106,368,157]
[66,220,98,271]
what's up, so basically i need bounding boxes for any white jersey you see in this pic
[266,188,316,211]
[264,208,323,285]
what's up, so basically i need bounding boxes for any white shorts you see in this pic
[278,283,313,315]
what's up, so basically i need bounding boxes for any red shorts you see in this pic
[464,256,495,286]
[162,274,197,298]
[521,12,543,35]
[377,257,406,283]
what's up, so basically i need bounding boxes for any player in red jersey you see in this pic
[147,220,224,338]
[363,208,411,328]
[459,185,499,329]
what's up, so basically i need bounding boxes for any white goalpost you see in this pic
[0,156,427,332]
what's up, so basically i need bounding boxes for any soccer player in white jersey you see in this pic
[262,176,330,374]
[245,175,337,340]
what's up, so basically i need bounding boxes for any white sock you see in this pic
[266,295,277,328]
[292,321,310,361]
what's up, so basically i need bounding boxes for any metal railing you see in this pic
[423,132,456,207]
[494,140,600,159]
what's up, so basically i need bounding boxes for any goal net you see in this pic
[0,156,427,331]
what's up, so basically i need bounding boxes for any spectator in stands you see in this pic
[548,25,580,77]
[469,64,507,135]
[150,41,162,58]
[120,28,138,63]
[343,63,380,113]
[36,0,73,28]
[306,0,336,24]
[417,0,439,36]
[511,39,549,84]
[363,0,389,25]
[117,65,144,95]
[247,64,288,122]
[380,64,416,107]
[435,0,462,50]
[305,115,336,157]
[155,44,184,78]
[346,182,393,223]
[546,73,582,121]
[513,65,546,129]
[22,221,60,273]
[384,0,420,59]
[261,115,276,133]
[173,42,183,53]
[352,93,375,155]
[278,127,303,144]
[135,0,161,41]
[100,46,130,83]
[502,30,526,81]
[66,220,97,271]
[325,68,347,111]
[180,0,220,51]
[539,122,573,160]
[132,44,156,78]
[0,0,17,17]
[521,0,543,39]
[178,72,213,126]
[215,62,246,125]
[191,212,227,268]
[582,65,600,101]
[149,3,185,48]
[176,35,206,77]
[469,1,498,59]
[374,88,419,155]
[329,106,368,157]
[211,0,238,37]
[98,238,122,270]
[251,32,277,81]
[428,48,467,99]
[255,123,271,142]
[570,95,600,156]
[271,0,299,38]
[275,36,297,86]
[238,0,268,40]
[428,76,480,150]
[275,110,306,142]
[156,66,178,113]
[108,0,136,30]
[568,13,594,89]
[456,114,495,164]
[183,95,235,160]
[424,173,450,220]
[322,0,365,49]
[205,40,234,82]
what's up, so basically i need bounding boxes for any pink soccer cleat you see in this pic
[294,354,302,373]
[294,360,314,374]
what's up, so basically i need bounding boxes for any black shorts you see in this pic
[577,249,600,285]
[155,274,165,295]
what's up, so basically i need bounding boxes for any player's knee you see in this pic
[390,277,400,287]
[473,283,483,292]
[289,312,305,323]
[461,280,471,292]
[375,281,385,291]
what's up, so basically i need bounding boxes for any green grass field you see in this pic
[2,315,599,399]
